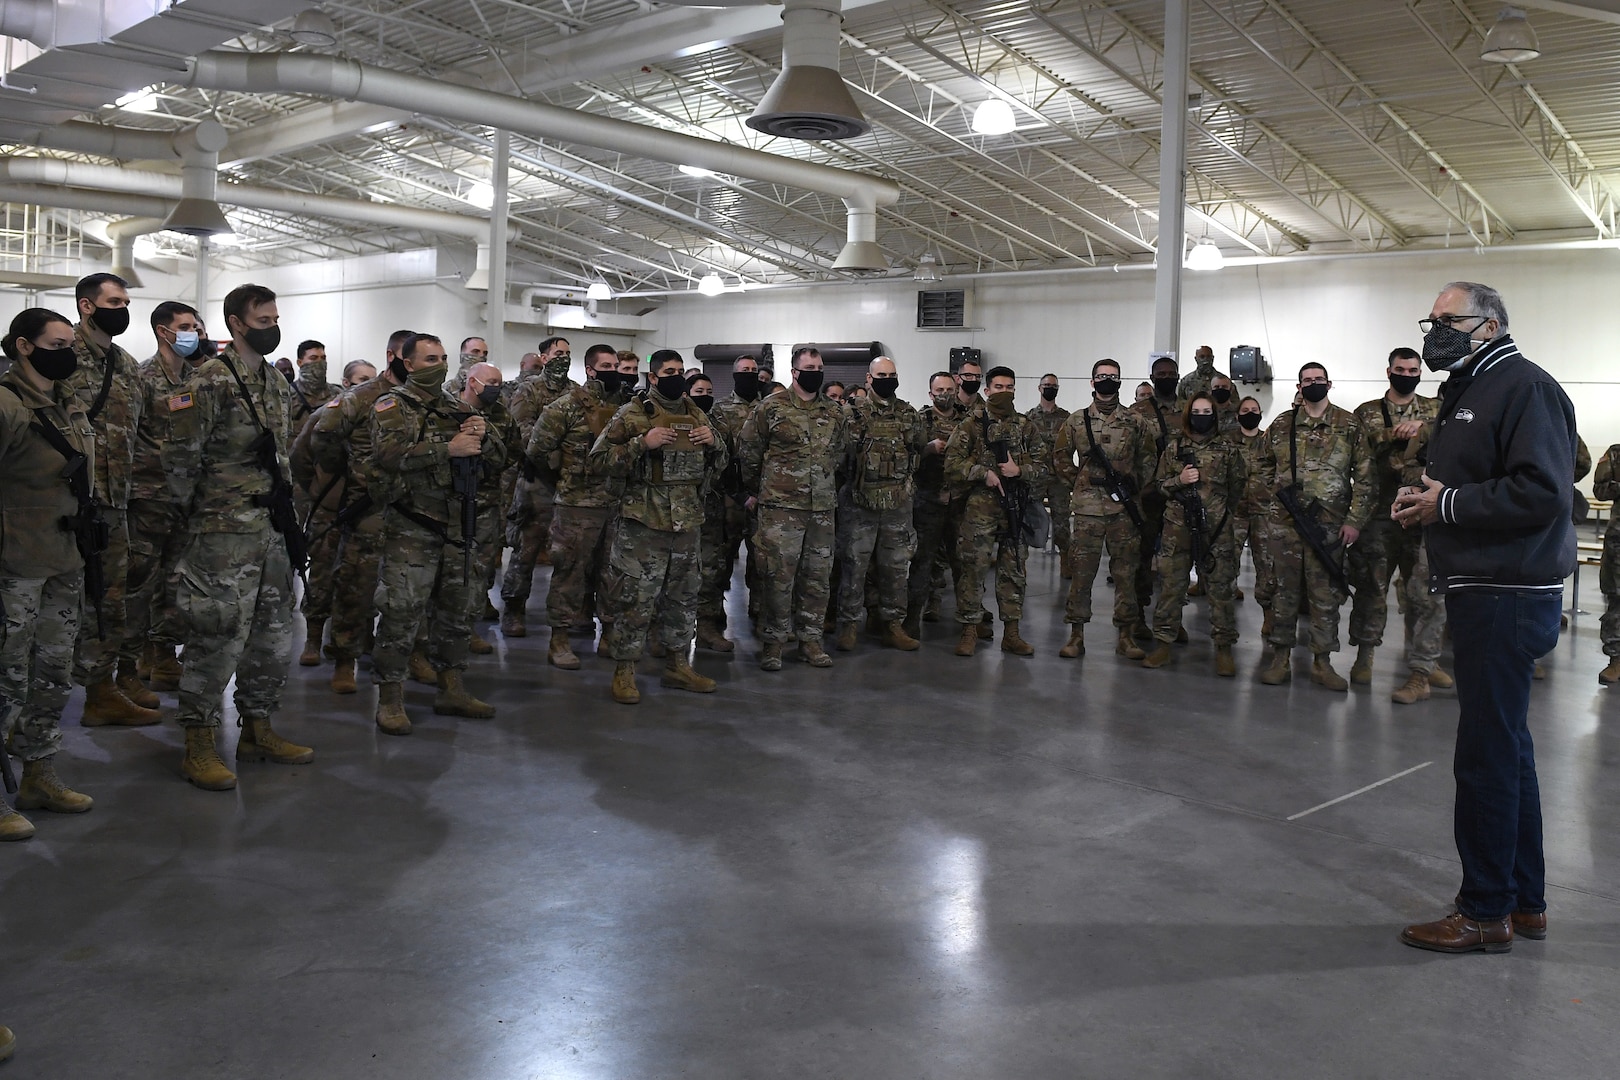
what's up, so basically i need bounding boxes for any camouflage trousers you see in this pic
[1602,534,1620,657]
[547,503,613,630]
[72,504,129,687]
[301,504,340,623]
[754,506,835,645]
[1038,479,1071,559]
[697,493,751,629]
[601,518,700,661]
[1402,543,1447,675]
[122,498,187,663]
[955,495,1026,624]
[839,504,916,624]
[374,513,473,684]
[499,476,555,608]
[1233,512,1276,608]
[1348,518,1424,647]
[466,505,503,625]
[0,569,81,761]
[906,496,960,619]
[1066,512,1142,627]
[326,510,384,661]
[172,528,294,730]
[1267,522,1347,655]
[1153,519,1239,645]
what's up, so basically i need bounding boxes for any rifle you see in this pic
[306,491,375,553]
[1082,408,1144,528]
[1175,445,1213,578]
[988,437,1029,544]
[219,353,309,577]
[21,405,111,639]
[451,456,481,580]
[1277,407,1351,592]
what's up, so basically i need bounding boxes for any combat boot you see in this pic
[1429,666,1454,689]
[330,658,358,695]
[180,726,237,790]
[1350,644,1375,684]
[482,598,500,622]
[1115,630,1145,660]
[977,613,994,641]
[759,643,784,672]
[1260,608,1274,639]
[434,670,496,719]
[1600,657,1620,685]
[115,661,160,709]
[696,623,735,653]
[1214,646,1236,678]
[15,757,92,813]
[299,618,326,666]
[955,624,979,657]
[835,621,859,651]
[0,803,34,841]
[648,639,668,659]
[1392,671,1431,704]
[374,682,411,736]
[500,609,527,637]
[1059,626,1085,658]
[548,633,581,670]
[1311,654,1349,692]
[137,641,156,681]
[237,718,315,764]
[1141,642,1172,669]
[662,657,718,693]
[1000,621,1034,657]
[901,612,921,641]
[800,640,834,668]
[149,648,183,691]
[408,651,439,686]
[468,630,493,655]
[1259,646,1292,685]
[883,621,920,652]
[612,661,641,704]
[80,678,161,727]
[1533,662,1546,680]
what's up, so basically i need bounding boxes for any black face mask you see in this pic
[1092,377,1120,399]
[795,368,825,394]
[958,377,980,396]
[1421,322,1483,372]
[89,305,130,338]
[476,384,501,408]
[1211,387,1232,404]
[595,370,621,396]
[1389,373,1421,396]
[241,324,281,357]
[1188,413,1217,436]
[28,344,78,380]
[389,356,407,382]
[1300,383,1329,404]
[1237,411,1262,431]
[871,375,898,399]
[733,371,761,401]
[690,394,714,413]
[1040,385,1059,401]
[655,374,687,400]
[1152,375,1179,399]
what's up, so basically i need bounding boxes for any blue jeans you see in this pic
[1446,588,1562,920]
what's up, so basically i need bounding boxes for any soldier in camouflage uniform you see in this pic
[905,372,968,637]
[500,336,574,636]
[1052,360,1157,659]
[1386,422,1454,702]
[287,339,338,431]
[1026,373,1072,572]
[1129,356,1180,637]
[1347,347,1441,686]
[454,362,519,657]
[738,347,850,671]
[835,356,924,652]
[1209,374,1241,436]
[1176,344,1222,403]
[62,273,156,726]
[1144,394,1247,675]
[445,336,489,396]
[1257,362,1377,690]
[1595,443,1620,686]
[696,354,764,652]
[1,308,99,839]
[311,333,410,694]
[945,366,1046,657]
[526,343,630,669]
[1230,396,1277,631]
[122,302,204,704]
[589,350,725,703]
[168,285,314,790]
[370,333,508,736]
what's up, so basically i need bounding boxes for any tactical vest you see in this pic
[643,397,706,485]
[857,406,911,488]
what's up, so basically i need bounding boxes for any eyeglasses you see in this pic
[1299,377,1329,386]
[1418,313,1488,334]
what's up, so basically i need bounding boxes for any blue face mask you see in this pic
[173,330,201,357]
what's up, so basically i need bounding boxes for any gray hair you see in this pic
[1443,281,1509,334]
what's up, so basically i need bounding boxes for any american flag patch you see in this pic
[375,397,399,412]
[169,393,194,411]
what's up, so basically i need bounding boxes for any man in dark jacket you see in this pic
[1393,281,1576,954]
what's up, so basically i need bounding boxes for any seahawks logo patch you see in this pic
[1454,408,1475,423]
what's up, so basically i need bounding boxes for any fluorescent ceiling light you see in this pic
[1185,240,1224,271]
[913,253,942,283]
[679,164,718,178]
[116,90,158,113]
[697,273,725,296]
[289,9,338,47]
[586,281,612,301]
[970,98,1016,136]
[1481,6,1540,63]
[465,182,495,209]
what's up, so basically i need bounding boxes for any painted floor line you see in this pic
[1287,761,1435,821]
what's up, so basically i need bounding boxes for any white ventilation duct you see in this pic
[0,119,200,162]
[0,0,54,47]
[161,120,232,236]
[106,216,167,288]
[465,243,492,290]
[747,0,870,141]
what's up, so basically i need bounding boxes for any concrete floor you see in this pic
[4,553,1619,1078]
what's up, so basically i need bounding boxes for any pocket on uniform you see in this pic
[173,563,232,640]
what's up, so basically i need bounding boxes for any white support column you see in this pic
[488,129,510,365]
[195,235,210,316]
[1153,0,1189,358]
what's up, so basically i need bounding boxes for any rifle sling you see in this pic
[86,342,117,423]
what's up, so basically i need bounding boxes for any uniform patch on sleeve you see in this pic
[325,397,341,408]
[168,392,194,411]
[374,397,399,412]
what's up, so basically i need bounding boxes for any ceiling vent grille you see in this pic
[916,289,966,329]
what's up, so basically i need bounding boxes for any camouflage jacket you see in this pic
[312,374,396,511]
[846,393,924,512]
[589,389,725,532]
[1053,401,1156,517]
[289,370,340,430]
[738,389,850,512]
[1156,431,1247,529]
[371,379,509,528]
[945,403,1048,515]
[64,323,143,509]
[1594,444,1620,539]
[1259,404,1376,530]
[915,401,966,505]
[1024,401,1071,481]
[1177,363,1221,403]
[1228,428,1274,517]
[1131,394,1179,461]
[0,367,94,578]
[176,345,295,533]
[709,391,758,501]
[1352,393,1440,514]
[131,354,202,506]
[527,379,630,508]
[471,395,520,513]
[507,369,576,441]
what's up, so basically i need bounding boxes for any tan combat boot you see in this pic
[1311,654,1349,692]
[901,612,922,641]
[115,661,161,709]
[835,621,859,652]
[137,642,156,681]
[1000,620,1035,657]
[612,661,641,704]
[0,802,35,841]
[468,629,494,655]
[1261,609,1274,639]
[299,618,326,666]
[149,648,183,691]
[977,614,994,641]
[237,718,315,764]
[800,640,834,668]
[955,624,979,657]
[696,623,735,653]
[1259,646,1292,685]
[330,658,358,695]
[759,643,784,672]
[375,683,411,735]
[81,678,161,728]
[1601,658,1620,685]
[408,651,439,686]
[1059,626,1085,658]
[548,632,581,670]
[15,757,93,813]
[180,726,237,790]
[1214,646,1236,678]
[1115,630,1145,661]
[662,657,718,693]
[500,609,527,637]
[883,621,920,652]
[1141,642,1172,669]
[1392,671,1431,704]
[1429,666,1454,689]
[1350,644,1375,685]
[434,669,496,718]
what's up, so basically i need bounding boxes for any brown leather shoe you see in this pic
[1399,911,1513,954]
[1511,910,1548,940]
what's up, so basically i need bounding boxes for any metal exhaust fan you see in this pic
[747,0,870,141]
